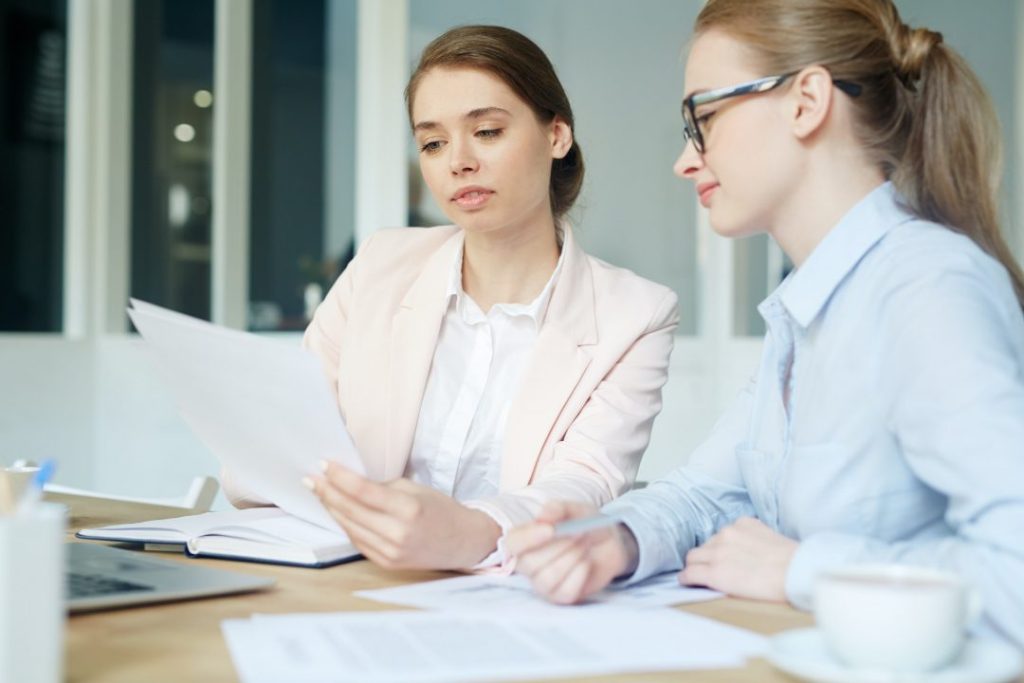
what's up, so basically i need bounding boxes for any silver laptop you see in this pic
[67,542,275,613]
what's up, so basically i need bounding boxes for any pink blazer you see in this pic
[228,225,679,531]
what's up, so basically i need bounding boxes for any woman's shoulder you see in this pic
[862,218,1022,325]
[349,226,459,278]
[357,226,460,260]
[870,219,1014,294]
[582,253,679,324]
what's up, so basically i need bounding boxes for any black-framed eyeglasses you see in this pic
[681,71,862,154]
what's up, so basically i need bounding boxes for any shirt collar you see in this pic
[445,231,566,327]
[765,182,915,329]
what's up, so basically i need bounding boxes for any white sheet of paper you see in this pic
[222,608,766,683]
[127,299,365,532]
[355,571,721,612]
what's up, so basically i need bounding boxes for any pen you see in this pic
[16,459,56,516]
[551,514,621,538]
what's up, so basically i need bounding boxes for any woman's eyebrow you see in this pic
[465,106,511,120]
[413,106,512,133]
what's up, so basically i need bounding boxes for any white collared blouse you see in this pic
[405,235,564,503]
[606,183,1024,646]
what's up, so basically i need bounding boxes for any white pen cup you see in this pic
[814,564,980,674]
[0,465,40,514]
[0,503,67,683]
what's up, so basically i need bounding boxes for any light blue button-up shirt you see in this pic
[606,182,1024,645]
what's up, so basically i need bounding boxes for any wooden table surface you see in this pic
[57,495,997,683]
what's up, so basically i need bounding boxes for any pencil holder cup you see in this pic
[0,464,39,514]
[0,503,66,683]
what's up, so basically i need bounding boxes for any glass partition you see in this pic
[0,0,67,331]
[247,0,356,331]
[130,0,215,321]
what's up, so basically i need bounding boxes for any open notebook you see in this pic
[77,507,360,568]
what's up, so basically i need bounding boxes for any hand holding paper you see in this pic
[308,462,502,569]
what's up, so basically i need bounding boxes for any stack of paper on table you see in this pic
[222,572,756,682]
[222,608,767,683]
[81,300,367,566]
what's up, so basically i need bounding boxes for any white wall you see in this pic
[0,337,228,504]
[0,339,95,488]
[92,338,222,499]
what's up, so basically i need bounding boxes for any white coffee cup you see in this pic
[814,564,980,673]
[0,502,66,683]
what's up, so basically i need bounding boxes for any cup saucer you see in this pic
[768,628,1022,683]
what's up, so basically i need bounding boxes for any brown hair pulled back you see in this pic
[695,0,1024,307]
[406,25,584,220]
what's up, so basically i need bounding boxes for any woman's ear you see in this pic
[788,66,834,140]
[549,116,573,160]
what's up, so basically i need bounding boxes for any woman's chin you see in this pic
[709,215,761,240]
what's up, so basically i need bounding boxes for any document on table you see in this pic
[355,571,721,612]
[127,299,366,533]
[222,608,767,683]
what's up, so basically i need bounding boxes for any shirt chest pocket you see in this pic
[773,443,941,541]
[735,443,873,537]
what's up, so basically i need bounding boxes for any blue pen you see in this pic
[16,459,56,516]
[551,513,621,538]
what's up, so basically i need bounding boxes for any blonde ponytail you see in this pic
[887,23,1024,307]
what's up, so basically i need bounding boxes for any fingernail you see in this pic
[319,460,329,473]
[301,476,316,491]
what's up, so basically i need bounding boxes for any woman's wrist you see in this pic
[463,508,503,566]
[613,522,640,579]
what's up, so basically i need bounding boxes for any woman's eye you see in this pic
[692,111,716,131]
[695,111,716,129]
[420,140,444,154]
[476,128,503,139]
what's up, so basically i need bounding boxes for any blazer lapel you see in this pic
[385,231,462,479]
[501,226,598,490]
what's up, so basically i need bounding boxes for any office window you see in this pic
[247,0,356,331]
[0,0,66,331]
[130,0,215,321]
[408,0,702,334]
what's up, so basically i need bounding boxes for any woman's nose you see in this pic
[673,137,703,179]
[449,140,479,175]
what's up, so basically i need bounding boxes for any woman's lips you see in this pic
[452,187,494,210]
[697,182,719,208]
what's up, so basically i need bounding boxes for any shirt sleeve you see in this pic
[605,378,760,584]
[785,266,1024,646]
[461,289,680,568]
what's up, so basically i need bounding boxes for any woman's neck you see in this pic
[461,217,561,313]
[770,151,886,268]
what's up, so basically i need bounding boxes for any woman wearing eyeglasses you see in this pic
[222,25,679,572]
[507,0,1024,646]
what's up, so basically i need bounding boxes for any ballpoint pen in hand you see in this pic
[16,459,56,516]
[551,513,621,538]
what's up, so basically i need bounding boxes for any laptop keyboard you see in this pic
[68,572,154,599]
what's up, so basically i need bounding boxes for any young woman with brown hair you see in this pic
[223,25,679,571]
[508,0,1024,647]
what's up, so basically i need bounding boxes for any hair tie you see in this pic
[893,24,943,89]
